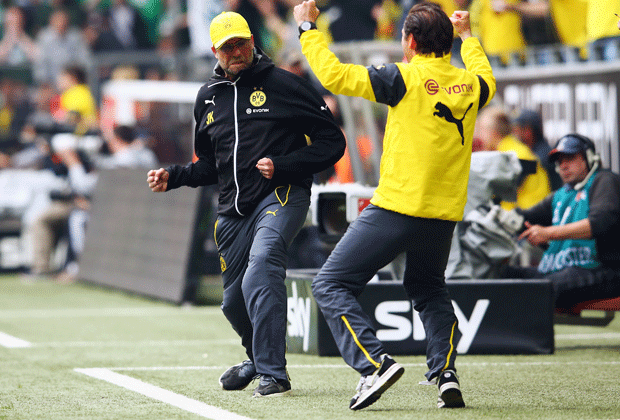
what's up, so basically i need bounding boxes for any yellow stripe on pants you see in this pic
[341,315,380,369]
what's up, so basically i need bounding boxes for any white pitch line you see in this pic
[556,332,620,340]
[107,360,620,372]
[75,368,254,420]
[12,332,619,350]
[32,339,238,348]
[0,307,222,319]
[0,331,32,348]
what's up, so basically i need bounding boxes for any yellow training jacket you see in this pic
[300,31,496,221]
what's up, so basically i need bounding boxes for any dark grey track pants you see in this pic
[215,185,309,381]
[312,204,460,380]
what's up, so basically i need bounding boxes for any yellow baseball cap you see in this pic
[210,11,252,50]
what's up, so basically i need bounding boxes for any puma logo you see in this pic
[205,96,215,106]
[266,210,279,216]
[433,102,473,145]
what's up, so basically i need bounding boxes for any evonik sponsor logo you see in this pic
[425,79,474,95]
[246,108,270,114]
[374,299,490,354]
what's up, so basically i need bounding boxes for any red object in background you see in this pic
[358,197,371,214]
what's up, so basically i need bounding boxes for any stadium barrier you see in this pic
[78,169,220,303]
[285,269,555,356]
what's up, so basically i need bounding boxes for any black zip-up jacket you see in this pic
[165,48,346,217]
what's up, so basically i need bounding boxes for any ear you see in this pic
[408,34,417,51]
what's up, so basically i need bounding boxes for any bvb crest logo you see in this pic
[250,90,266,107]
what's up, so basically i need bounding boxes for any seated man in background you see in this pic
[500,134,620,309]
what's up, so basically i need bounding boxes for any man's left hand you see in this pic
[294,0,320,25]
[519,221,552,247]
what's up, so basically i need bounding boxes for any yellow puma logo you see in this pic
[266,210,278,216]
[219,254,226,272]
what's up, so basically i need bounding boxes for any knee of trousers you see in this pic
[221,299,246,322]
[248,228,288,264]
[221,286,249,320]
[311,275,352,307]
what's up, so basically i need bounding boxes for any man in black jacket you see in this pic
[147,11,345,397]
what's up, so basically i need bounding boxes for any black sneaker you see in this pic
[437,370,465,408]
[219,360,258,390]
[252,375,291,397]
[349,354,404,410]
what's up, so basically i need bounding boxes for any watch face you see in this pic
[301,21,312,31]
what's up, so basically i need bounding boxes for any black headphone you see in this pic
[553,134,601,190]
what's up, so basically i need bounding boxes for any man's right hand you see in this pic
[147,168,169,192]
[294,0,320,25]
[450,11,472,40]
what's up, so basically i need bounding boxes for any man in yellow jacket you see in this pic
[294,0,496,411]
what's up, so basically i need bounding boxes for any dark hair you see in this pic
[403,2,453,56]
[63,66,87,84]
[494,112,512,137]
[113,125,134,144]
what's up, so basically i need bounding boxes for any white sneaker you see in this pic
[349,354,404,410]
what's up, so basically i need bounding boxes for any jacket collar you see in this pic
[410,52,452,64]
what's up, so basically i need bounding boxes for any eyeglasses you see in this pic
[218,38,250,53]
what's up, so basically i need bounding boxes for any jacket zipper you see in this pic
[231,79,244,216]
[208,77,244,216]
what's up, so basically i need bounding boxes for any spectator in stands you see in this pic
[468,0,526,65]
[0,6,38,67]
[41,125,158,282]
[103,0,152,50]
[0,77,32,154]
[157,0,190,68]
[158,0,189,45]
[582,0,620,61]
[83,11,124,52]
[133,66,188,164]
[499,134,620,309]
[491,0,587,61]
[476,106,550,210]
[226,0,274,54]
[256,0,318,58]
[33,8,91,85]
[372,0,402,40]
[512,108,562,190]
[56,66,98,134]
[326,0,382,42]
[2,82,58,170]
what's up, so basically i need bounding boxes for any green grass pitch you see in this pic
[0,274,619,420]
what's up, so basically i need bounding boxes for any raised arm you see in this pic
[294,0,378,101]
[451,11,496,108]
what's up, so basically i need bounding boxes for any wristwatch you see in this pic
[298,21,317,36]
